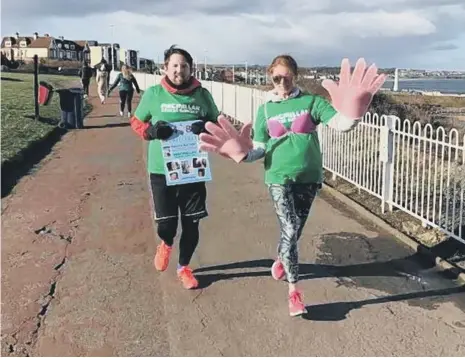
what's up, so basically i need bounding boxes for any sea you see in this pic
[382,78,465,95]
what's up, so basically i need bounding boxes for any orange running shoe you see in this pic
[154,242,172,271]
[177,266,199,289]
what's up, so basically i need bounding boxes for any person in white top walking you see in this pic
[96,64,109,104]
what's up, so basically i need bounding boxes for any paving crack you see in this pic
[18,229,74,355]
[386,305,396,316]
[29,246,69,346]
[189,289,223,355]
[191,289,209,332]
[5,174,98,356]
[33,223,73,244]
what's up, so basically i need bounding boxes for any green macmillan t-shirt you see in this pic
[253,92,337,185]
[134,84,219,174]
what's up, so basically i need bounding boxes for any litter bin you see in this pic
[56,87,84,129]
[38,81,54,105]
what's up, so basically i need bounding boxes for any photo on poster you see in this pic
[181,160,192,174]
[166,161,180,171]
[192,157,208,168]
[163,146,172,158]
[169,171,179,181]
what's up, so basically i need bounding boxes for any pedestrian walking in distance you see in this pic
[108,64,141,117]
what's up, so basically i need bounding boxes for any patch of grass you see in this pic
[388,93,465,108]
[1,72,83,165]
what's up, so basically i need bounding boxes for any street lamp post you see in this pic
[204,49,208,80]
[194,56,198,77]
[110,24,115,70]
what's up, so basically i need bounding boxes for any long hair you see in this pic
[121,65,132,80]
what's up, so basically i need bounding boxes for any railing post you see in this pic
[221,82,224,113]
[380,115,396,213]
[317,125,324,165]
[251,88,254,123]
[234,85,237,121]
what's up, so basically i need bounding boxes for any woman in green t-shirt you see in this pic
[199,55,386,316]
[130,45,220,290]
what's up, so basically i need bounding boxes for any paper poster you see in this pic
[162,120,212,186]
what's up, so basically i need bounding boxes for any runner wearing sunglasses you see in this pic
[198,54,386,316]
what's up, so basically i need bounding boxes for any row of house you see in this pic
[0,32,152,71]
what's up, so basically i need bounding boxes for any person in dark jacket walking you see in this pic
[78,61,93,98]
[108,64,141,117]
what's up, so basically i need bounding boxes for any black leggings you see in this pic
[157,217,200,266]
[119,90,134,113]
[82,79,90,96]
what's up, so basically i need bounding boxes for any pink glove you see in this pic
[199,115,253,163]
[322,58,387,119]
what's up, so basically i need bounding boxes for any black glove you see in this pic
[191,120,206,135]
[145,120,174,140]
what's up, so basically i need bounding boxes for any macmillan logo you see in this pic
[268,110,307,124]
[161,103,201,114]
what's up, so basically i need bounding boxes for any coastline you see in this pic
[385,77,465,81]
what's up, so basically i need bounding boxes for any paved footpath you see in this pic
[2,86,465,357]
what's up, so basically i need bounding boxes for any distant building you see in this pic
[139,58,154,71]
[1,32,84,62]
[73,40,98,64]
[93,43,121,70]
[120,48,140,70]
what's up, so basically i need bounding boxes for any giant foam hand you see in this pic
[198,115,253,163]
[322,58,387,119]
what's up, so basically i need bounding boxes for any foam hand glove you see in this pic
[145,120,174,140]
[322,58,387,119]
[199,115,253,163]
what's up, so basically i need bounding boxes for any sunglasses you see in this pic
[272,75,293,84]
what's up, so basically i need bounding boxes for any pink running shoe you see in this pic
[289,290,307,317]
[271,258,285,281]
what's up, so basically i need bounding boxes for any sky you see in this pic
[2,0,465,70]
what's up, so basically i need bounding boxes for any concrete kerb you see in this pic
[320,183,465,285]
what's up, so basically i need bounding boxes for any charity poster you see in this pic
[161,120,212,186]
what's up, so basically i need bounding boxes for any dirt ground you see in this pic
[2,86,465,357]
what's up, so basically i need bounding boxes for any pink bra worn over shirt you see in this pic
[266,112,317,138]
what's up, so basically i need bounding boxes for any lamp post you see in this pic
[110,24,115,70]
[194,56,198,77]
[204,49,208,80]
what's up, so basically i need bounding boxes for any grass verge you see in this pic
[1,72,92,197]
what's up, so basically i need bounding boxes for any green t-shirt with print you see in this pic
[253,92,337,185]
[134,84,219,174]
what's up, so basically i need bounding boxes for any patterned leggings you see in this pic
[268,183,319,283]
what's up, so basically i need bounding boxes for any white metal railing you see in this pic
[115,71,465,244]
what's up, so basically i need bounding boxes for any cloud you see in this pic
[2,0,465,69]
[431,43,459,51]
